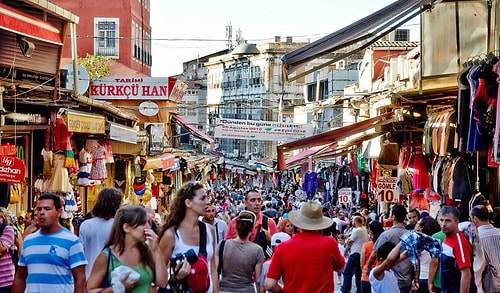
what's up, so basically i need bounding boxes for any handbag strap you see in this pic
[102,247,112,288]
[217,240,226,276]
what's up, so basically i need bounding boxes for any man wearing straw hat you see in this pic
[264,200,345,293]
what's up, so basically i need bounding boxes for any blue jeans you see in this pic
[341,253,361,293]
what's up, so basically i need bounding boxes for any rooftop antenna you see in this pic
[226,23,233,50]
[235,28,243,45]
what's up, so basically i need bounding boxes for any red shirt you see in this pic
[225,213,277,241]
[267,231,345,293]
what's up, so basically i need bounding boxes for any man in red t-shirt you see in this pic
[225,190,277,242]
[439,206,476,293]
[264,200,345,293]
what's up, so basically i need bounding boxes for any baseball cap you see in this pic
[271,232,291,246]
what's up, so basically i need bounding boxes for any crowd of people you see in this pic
[0,183,499,293]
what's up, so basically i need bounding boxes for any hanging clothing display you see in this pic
[48,152,70,193]
[41,148,53,178]
[89,143,108,180]
[303,171,318,198]
[53,118,71,151]
[408,141,430,192]
[77,148,92,186]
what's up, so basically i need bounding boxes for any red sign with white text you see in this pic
[0,156,25,183]
[90,77,176,100]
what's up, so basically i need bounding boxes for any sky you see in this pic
[150,0,419,77]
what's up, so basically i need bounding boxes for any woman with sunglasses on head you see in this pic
[217,211,265,293]
[86,205,168,293]
[158,182,219,293]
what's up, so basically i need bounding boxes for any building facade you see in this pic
[51,0,152,76]
[205,38,307,162]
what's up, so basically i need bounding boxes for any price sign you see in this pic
[376,176,399,203]
[338,188,352,204]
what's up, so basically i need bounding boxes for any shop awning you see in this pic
[107,121,137,144]
[282,0,436,81]
[285,142,336,167]
[0,3,63,45]
[277,112,394,170]
[142,153,175,170]
[171,113,215,147]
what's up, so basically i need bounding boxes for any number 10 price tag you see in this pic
[376,176,399,203]
[338,188,352,204]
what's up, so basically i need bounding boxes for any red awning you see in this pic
[0,3,62,45]
[277,112,394,170]
[171,113,215,147]
[285,142,336,167]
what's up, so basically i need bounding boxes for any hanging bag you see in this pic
[378,140,399,170]
[9,184,19,204]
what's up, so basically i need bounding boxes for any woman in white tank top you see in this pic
[158,182,218,293]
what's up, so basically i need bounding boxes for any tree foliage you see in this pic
[78,53,112,81]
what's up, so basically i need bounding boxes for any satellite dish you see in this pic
[138,101,159,117]
[61,63,90,96]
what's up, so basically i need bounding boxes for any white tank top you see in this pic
[170,222,214,293]
[369,269,400,293]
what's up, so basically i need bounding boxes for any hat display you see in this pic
[271,232,291,246]
[288,200,333,231]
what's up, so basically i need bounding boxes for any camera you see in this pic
[170,249,198,266]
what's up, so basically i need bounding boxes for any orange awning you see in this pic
[277,112,393,170]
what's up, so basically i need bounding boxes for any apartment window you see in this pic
[95,18,119,57]
[139,0,150,10]
[306,80,328,102]
[394,29,410,42]
[131,22,152,67]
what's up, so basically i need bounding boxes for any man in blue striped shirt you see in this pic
[12,193,87,293]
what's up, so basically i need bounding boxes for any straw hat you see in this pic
[288,200,333,231]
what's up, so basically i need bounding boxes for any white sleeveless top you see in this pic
[170,222,214,293]
[369,269,400,293]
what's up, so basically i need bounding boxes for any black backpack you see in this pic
[253,215,273,258]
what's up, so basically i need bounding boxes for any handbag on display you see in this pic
[378,140,399,170]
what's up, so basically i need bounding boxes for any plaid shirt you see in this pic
[400,230,442,271]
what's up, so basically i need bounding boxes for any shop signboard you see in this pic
[0,156,25,183]
[90,77,175,100]
[376,176,399,203]
[62,109,105,134]
[214,118,313,142]
[338,187,352,204]
[0,144,16,156]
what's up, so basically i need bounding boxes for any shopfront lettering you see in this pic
[66,114,105,134]
[90,77,171,100]
[0,156,25,183]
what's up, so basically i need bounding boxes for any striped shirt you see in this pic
[477,225,500,270]
[0,224,15,288]
[19,227,87,293]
